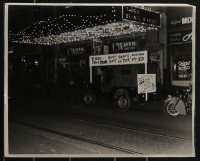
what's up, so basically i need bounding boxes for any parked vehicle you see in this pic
[163,85,192,117]
[82,65,162,111]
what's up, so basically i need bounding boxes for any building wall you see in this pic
[166,7,193,88]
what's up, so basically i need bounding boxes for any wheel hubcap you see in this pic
[167,103,178,116]
[118,96,128,109]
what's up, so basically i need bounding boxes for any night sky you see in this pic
[8,5,122,33]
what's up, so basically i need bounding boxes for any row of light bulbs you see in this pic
[9,6,159,45]
[10,7,117,39]
[10,21,157,45]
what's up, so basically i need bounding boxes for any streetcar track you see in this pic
[10,109,192,141]
[58,115,192,141]
[31,110,191,141]
[10,119,144,155]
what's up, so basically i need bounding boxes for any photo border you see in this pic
[3,2,197,159]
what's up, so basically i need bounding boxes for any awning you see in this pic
[9,5,161,45]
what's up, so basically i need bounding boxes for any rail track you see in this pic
[9,108,192,155]
[10,112,191,155]
[10,119,144,155]
[17,109,190,141]
[58,115,192,141]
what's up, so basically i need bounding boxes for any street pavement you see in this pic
[6,98,194,156]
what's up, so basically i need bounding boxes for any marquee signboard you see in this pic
[123,6,161,27]
[89,51,147,67]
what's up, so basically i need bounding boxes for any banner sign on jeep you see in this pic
[89,51,147,66]
[137,74,156,94]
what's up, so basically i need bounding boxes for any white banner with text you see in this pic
[89,51,147,67]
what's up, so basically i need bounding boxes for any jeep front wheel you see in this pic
[116,94,131,111]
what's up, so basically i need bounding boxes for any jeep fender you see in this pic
[114,88,129,99]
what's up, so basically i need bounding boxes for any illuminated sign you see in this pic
[169,17,192,28]
[176,60,191,80]
[182,17,192,24]
[168,29,192,44]
[123,6,160,27]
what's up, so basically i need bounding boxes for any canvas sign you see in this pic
[137,74,156,94]
[90,51,147,66]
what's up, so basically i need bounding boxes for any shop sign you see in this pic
[168,29,192,44]
[137,74,156,94]
[112,41,136,52]
[123,6,160,27]
[90,51,147,66]
[176,59,191,80]
[63,46,86,56]
[169,17,192,28]
[67,47,85,55]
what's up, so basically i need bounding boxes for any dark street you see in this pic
[8,97,193,156]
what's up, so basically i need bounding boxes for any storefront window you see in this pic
[171,46,192,81]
